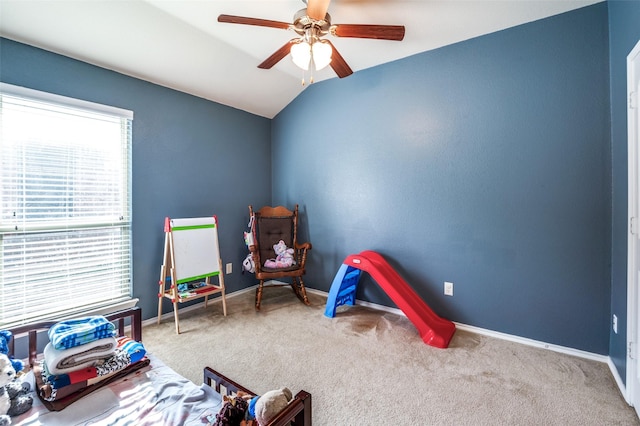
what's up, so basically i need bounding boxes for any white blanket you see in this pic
[13,354,224,426]
[44,337,118,375]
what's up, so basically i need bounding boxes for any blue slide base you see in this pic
[324,264,362,318]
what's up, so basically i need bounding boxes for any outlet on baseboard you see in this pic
[613,314,618,334]
[444,281,454,296]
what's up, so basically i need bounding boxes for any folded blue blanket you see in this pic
[48,316,117,350]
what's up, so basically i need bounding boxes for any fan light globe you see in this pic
[290,42,311,71]
[312,41,332,70]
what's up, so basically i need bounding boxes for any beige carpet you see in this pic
[143,287,639,425]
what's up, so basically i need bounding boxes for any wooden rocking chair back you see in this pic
[248,205,311,310]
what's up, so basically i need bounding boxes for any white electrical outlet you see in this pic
[226,263,232,274]
[444,281,454,296]
[613,314,618,334]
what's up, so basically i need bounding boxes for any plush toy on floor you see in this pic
[264,240,295,269]
[0,353,33,426]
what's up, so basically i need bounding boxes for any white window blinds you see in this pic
[0,83,133,327]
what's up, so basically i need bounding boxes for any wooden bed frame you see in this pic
[7,307,312,426]
[7,308,143,369]
[204,367,312,426]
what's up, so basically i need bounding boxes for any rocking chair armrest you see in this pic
[295,242,312,251]
[294,242,311,268]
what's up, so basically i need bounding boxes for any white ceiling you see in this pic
[0,0,601,118]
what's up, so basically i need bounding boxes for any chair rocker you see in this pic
[248,204,312,310]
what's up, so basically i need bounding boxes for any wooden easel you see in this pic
[157,216,227,334]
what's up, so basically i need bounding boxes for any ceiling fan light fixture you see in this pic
[219,2,405,81]
[290,38,332,72]
[290,41,311,71]
[312,40,332,70]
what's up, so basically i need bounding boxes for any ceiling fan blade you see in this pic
[258,40,297,69]
[327,40,353,78]
[218,14,291,30]
[306,0,331,21]
[332,24,405,41]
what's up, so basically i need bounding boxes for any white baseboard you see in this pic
[608,357,628,403]
[452,322,608,363]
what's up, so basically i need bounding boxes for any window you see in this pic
[0,83,133,327]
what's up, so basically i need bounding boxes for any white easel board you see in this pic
[169,217,221,284]
[158,215,227,334]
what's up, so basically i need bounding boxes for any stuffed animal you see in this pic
[4,379,32,419]
[0,336,33,426]
[242,253,255,274]
[0,354,33,426]
[0,332,23,374]
[214,393,249,426]
[264,240,295,269]
[211,391,256,426]
[253,388,292,426]
[0,354,13,426]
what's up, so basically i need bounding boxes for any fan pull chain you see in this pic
[299,56,319,86]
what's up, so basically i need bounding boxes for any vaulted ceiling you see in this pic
[0,0,601,118]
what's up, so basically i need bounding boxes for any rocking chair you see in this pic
[248,204,311,310]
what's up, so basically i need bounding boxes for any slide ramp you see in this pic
[324,250,456,349]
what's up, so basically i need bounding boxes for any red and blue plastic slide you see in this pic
[324,250,456,349]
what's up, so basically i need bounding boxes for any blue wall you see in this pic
[0,38,272,321]
[608,0,640,383]
[273,3,612,354]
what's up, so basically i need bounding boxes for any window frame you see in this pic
[0,83,135,327]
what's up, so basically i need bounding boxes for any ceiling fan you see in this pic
[217,0,405,80]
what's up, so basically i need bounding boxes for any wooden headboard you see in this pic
[7,307,142,368]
